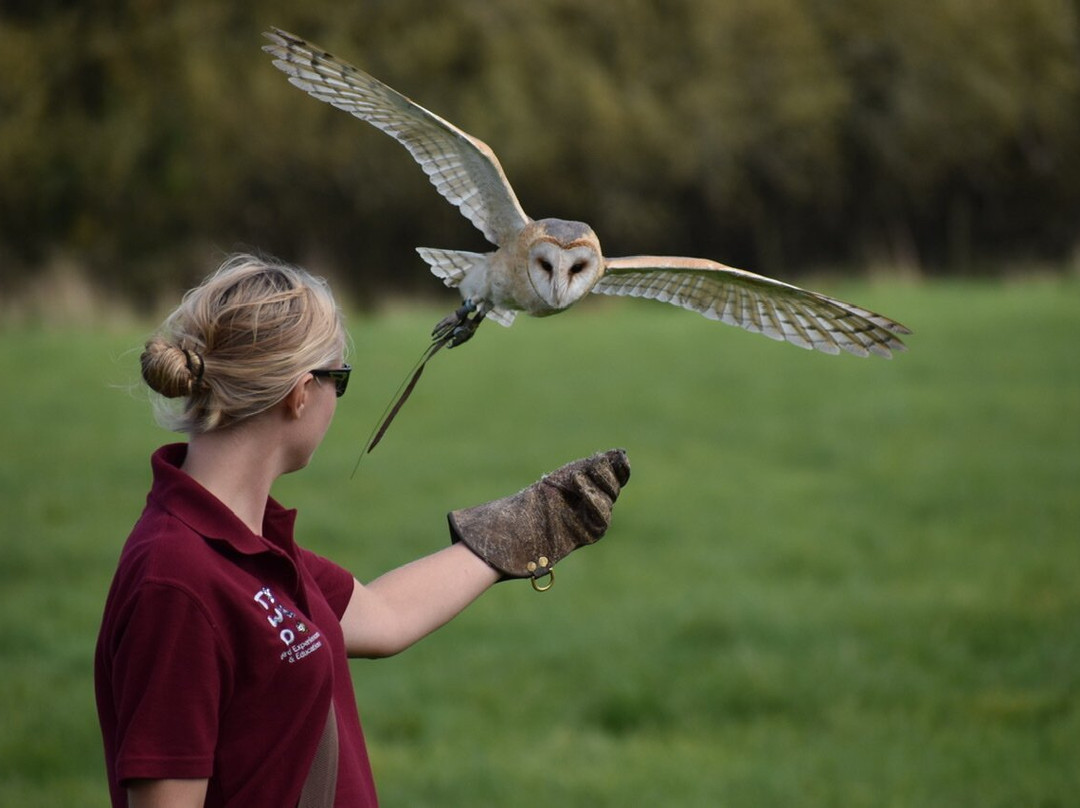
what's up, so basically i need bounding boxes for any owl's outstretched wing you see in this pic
[596,256,910,357]
[263,28,530,247]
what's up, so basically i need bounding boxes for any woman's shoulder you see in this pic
[116,504,228,591]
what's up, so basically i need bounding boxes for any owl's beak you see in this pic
[552,276,573,310]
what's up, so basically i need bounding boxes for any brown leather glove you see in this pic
[448,449,630,588]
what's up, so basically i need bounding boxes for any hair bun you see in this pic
[141,337,205,398]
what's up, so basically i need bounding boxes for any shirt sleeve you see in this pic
[108,581,233,783]
[298,548,356,619]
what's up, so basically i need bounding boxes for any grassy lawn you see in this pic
[1,278,1077,806]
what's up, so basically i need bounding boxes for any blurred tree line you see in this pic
[1,0,1078,305]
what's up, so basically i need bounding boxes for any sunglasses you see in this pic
[310,364,352,397]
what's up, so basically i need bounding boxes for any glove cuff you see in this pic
[448,508,555,582]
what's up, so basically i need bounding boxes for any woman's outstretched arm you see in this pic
[341,542,499,658]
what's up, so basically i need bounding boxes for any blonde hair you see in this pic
[141,254,347,434]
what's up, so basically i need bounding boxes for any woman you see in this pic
[95,254,629,807]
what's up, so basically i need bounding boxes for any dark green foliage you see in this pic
[2,1,1079,299]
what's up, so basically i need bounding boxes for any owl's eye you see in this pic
[569,261,586,275]
[538,258,554,273]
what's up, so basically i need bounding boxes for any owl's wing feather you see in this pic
[597,256,910,357]
[263,29,530,247]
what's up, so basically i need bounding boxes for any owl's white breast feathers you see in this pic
[597,256,910,358]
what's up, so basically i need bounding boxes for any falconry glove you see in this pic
[448,449,630,590]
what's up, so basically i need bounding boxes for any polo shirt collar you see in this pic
[148,443,299,557]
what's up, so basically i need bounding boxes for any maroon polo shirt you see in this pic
[95,444,378,806]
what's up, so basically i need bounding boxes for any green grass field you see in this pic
[1,278,1077,806]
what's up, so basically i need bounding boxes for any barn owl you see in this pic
[263,29,909,353]
[263,29,911,450]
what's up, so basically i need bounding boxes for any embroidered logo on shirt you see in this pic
[253,586,324,664]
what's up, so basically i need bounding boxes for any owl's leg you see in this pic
[432,299,488,347]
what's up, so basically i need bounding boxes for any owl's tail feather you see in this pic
[417,246,475,288]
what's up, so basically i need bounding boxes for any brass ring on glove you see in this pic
[527,557,555,592]
[530,568,554,592]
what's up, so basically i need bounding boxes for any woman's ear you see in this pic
[282,373,314,419]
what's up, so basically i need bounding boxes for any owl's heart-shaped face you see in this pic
[522,219,604,311]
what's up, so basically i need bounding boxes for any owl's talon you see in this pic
[433,300,487,347]
[450,325,474,347]
[432,300,475,338]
